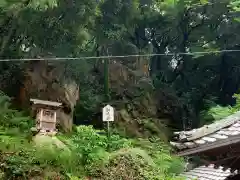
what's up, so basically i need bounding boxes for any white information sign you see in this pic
[102,105,114,122]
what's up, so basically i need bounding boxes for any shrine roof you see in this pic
[170,111,240,156]
[180,164,238,180]
[30,98,62,107]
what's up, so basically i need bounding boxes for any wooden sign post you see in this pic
[102,104,114,138]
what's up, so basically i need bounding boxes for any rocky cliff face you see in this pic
[18,61,79,132]
[95,58,170,140]
[12,57,170,138]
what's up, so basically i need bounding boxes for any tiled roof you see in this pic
[30,98,62,107]
[180,164,238,180]
[171,120,240,150]
[170,112,240,155]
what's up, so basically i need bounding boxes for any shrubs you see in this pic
[94,148,152,180]
[0,124,184,179]
[92,146,184,180]
[67,126,184,179]
[0,92,185,179]
[62,126,132,174]
[200,93,240,125]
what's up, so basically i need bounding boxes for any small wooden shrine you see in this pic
[30,98,62,133]
[171,111,240,179]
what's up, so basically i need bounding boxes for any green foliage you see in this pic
[0,124,184,179]
[200,105,233,125]
[61,125,132,174]
[0,91,33,135]
[0,0,239,133]
[0,91,185,179]
[0,93,72,178]
[0,140,72,179]
[0,95,185,180]
[137,118,170,141]
[200,93,240,125]
[232,93,240,110]
[230,0,240,12]
[93,139,185,180]
[1,0,240,178]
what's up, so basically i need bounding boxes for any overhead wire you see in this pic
[0,49,239,61]
[187,1,231,9]
[0,1,236,62]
